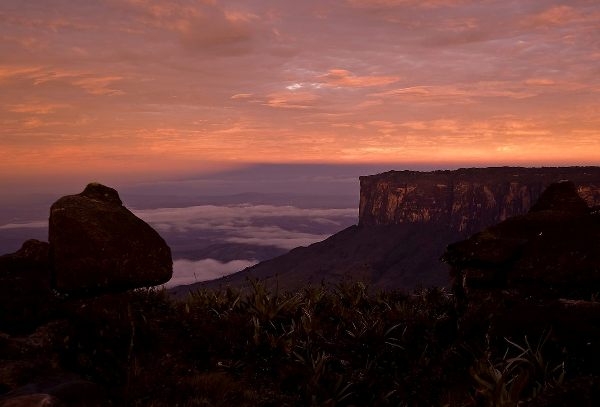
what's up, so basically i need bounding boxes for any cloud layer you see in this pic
[167,258,258,287]
[1,0,599,186]
[0,200,357,285]
[134,204,358,250]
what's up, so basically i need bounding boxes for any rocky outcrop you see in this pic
[0,240,53,332]
[1,183,173,331]
[444,181,600,301]
[1,183,171,405]
[359,167,600,234]
[49,183,172,294]
[443,182,600,373]
[0,320,108,407]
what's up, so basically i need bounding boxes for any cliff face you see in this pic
[175,166,600,295]
[359,167,600,234]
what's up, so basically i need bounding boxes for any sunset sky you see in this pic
[1,0,600,189]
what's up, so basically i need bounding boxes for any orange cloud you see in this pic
[320,69,399,88]
[71,76,124,96]
[347,0,468,9]
[0,65,42,81]
[524,78,556,86]
[231,93,253,100]
[264,91,320,109]
[8,102,69,114]
[528,5,580,27]
[0,66,125,96]
[375,81,538,103]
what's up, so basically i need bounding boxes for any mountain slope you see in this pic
[171,167,600,296]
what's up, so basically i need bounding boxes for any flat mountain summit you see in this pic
[173,166,600,295]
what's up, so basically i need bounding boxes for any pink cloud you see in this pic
[347,0,469,9]
[524,78,556,86]
[8,102,70,114]
[527,5,580,27]
[1,0,600,181]
[121,0,269,56]
[374,82,538,104]
[319,69,400,88]
[264,91,320,109]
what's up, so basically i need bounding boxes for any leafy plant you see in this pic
[471,331,565,406]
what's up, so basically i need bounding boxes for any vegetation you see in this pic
[28,280,594,406]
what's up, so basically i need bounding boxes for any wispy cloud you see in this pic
[319,69,399,88]
[346,0,469,9]
[264,90,320,109]
[1,0,599,184]
[374,82,538,103]
[8,102,70,114]
[526,5,581,27]
[0,220,47,230]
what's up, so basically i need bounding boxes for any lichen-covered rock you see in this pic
[49,183,172,294]
[0,240,53,333]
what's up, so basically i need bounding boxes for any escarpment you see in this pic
[182,166,600,294]
[359,167,600,233]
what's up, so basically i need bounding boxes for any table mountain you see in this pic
[173,167,600,295]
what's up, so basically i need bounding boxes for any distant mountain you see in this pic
[170,167,600,296]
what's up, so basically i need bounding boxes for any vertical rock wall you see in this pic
[359,167,600,234]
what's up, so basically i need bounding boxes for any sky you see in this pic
[1,0,600,189]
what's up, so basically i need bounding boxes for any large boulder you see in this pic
[49,183,172,294]
[0,240,53,333]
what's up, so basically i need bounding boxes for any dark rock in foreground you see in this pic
[0,240,53,333]
[444,181,600,301]
[1,183,174,405]
[49,183,173,294]
[443,181,600,370]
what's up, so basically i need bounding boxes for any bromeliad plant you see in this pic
[33,281,583,406]
[471,331,566,406]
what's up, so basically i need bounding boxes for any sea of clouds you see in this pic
[133,204,356,249]
[0,204,358,287]
[133,204,357,286]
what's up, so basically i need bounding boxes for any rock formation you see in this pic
[359,167,600,233]
[0,240,53,333]
[176,167,600,294]
[0,183,172,406]
[443,181,600,369]
[49,183,172,294]
[1,183,173,331]
[444,181,600,301]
